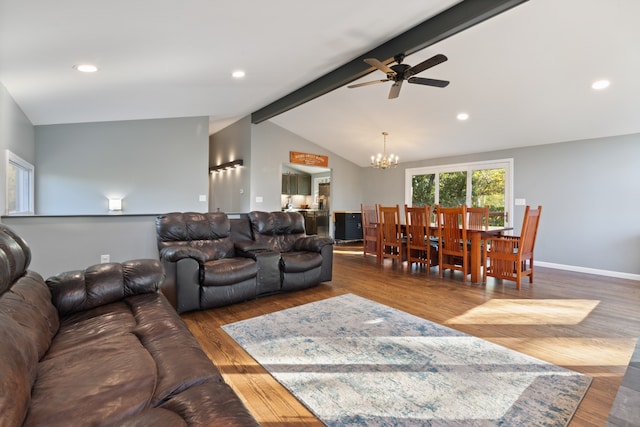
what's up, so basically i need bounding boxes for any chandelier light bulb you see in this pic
[370,131,398,170]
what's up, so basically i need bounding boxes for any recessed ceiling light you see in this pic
[232,70,246,79]
[74,64,98,73]
[457,112,469,121]
[591,79,610,90]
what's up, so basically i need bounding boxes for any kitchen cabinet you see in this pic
[334,212,362,240]
[281,173,311,195]
[281,174,297,195]
[297,174,311,195]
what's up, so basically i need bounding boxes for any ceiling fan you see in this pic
[347,53,449,99]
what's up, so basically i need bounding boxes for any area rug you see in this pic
[222,294,591,426]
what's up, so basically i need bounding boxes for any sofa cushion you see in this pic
[249,211,307,253]
[23,291,227,426]
[128,293,224,404]
[156,212,236,260]
[280,251,323,273]
[47,260,163,316]
[25,333,157,427]
[160,382,260,427]
[202,257,258,287]
[104,408,189,427]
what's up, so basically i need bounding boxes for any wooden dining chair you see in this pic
[404,204,437,270]
[361,203,380,260]
[378,205,405,263]
[483,205,542,289]
[467,206,489,228]
[437,205,469,281]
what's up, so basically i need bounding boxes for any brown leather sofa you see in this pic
[0,224,259,427]
[156,211,334,313]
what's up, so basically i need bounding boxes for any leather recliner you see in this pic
[156,212,259,313]
[247,211,334,291]
[156,211,334,313]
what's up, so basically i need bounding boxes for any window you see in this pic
[6,150,34,215]
[405,159,513,226]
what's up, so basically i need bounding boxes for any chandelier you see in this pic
[371,132,398,169]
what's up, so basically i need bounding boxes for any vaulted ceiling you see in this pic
[1,0,639,166]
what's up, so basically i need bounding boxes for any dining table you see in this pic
[372,223,513,284]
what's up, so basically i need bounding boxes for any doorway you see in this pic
[281,163,331,236]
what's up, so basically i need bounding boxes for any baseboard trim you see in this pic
[536,261,640,282]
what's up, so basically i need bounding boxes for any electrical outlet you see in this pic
[515,198,526,206]
[199,194,207,202]
[100,254,110,263]
[256,196,263,203]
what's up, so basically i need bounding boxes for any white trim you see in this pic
[5,149,35,215]
[537,261,640,281]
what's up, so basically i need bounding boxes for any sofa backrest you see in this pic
[155,212,235,260]
[0,224,32,295]
[0,224,59,426]
[248,211,306,253]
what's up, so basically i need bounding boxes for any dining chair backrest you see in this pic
[379,205,402,245]
[404,204,435,268]
[519,205,542,257]
[361,203,379,259]
[378,205,404,262]
[362,204,378,228]
[467,206,489,229]
[437,205,469,280]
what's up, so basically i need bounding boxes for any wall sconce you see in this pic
[108,198,123,211]
[209,159,243,173]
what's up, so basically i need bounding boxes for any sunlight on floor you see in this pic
[485,337,638,369]
[446,299,600,325]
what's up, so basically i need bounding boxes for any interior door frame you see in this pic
[404,158,514,227]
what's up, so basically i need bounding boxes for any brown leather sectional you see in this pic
[0,224,259,426]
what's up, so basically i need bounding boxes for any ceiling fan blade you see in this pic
[406,54,448,77]
[347,79,389,89]
[388,81,403,99]
[407,77,450,88]
[364,58,395,75]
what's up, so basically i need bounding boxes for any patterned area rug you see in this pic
[222,294,591,426]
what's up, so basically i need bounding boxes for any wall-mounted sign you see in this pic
[289,151,329,167]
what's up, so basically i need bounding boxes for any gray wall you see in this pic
[362,133,640,277]
[35,116,210,214]
[209,116,251,213]
[2,215,158,278]
[250,121,363,213]
[0,82,35,215]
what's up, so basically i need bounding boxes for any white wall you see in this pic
[35,116,210,214]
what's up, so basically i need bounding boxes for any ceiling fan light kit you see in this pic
[371,132,398,170]
[348,53,450,99]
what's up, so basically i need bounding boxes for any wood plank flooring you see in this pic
[183,244,640,427]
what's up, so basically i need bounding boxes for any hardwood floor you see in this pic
[183,244,640,426]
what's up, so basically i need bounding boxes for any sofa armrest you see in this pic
[159,246,208,263]
[46,259,165,316]
[294,236,335,252]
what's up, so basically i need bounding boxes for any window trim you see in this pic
[5,150,35,215]
[404,158,514,226]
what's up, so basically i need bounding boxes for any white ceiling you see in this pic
[2,0,639,167]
